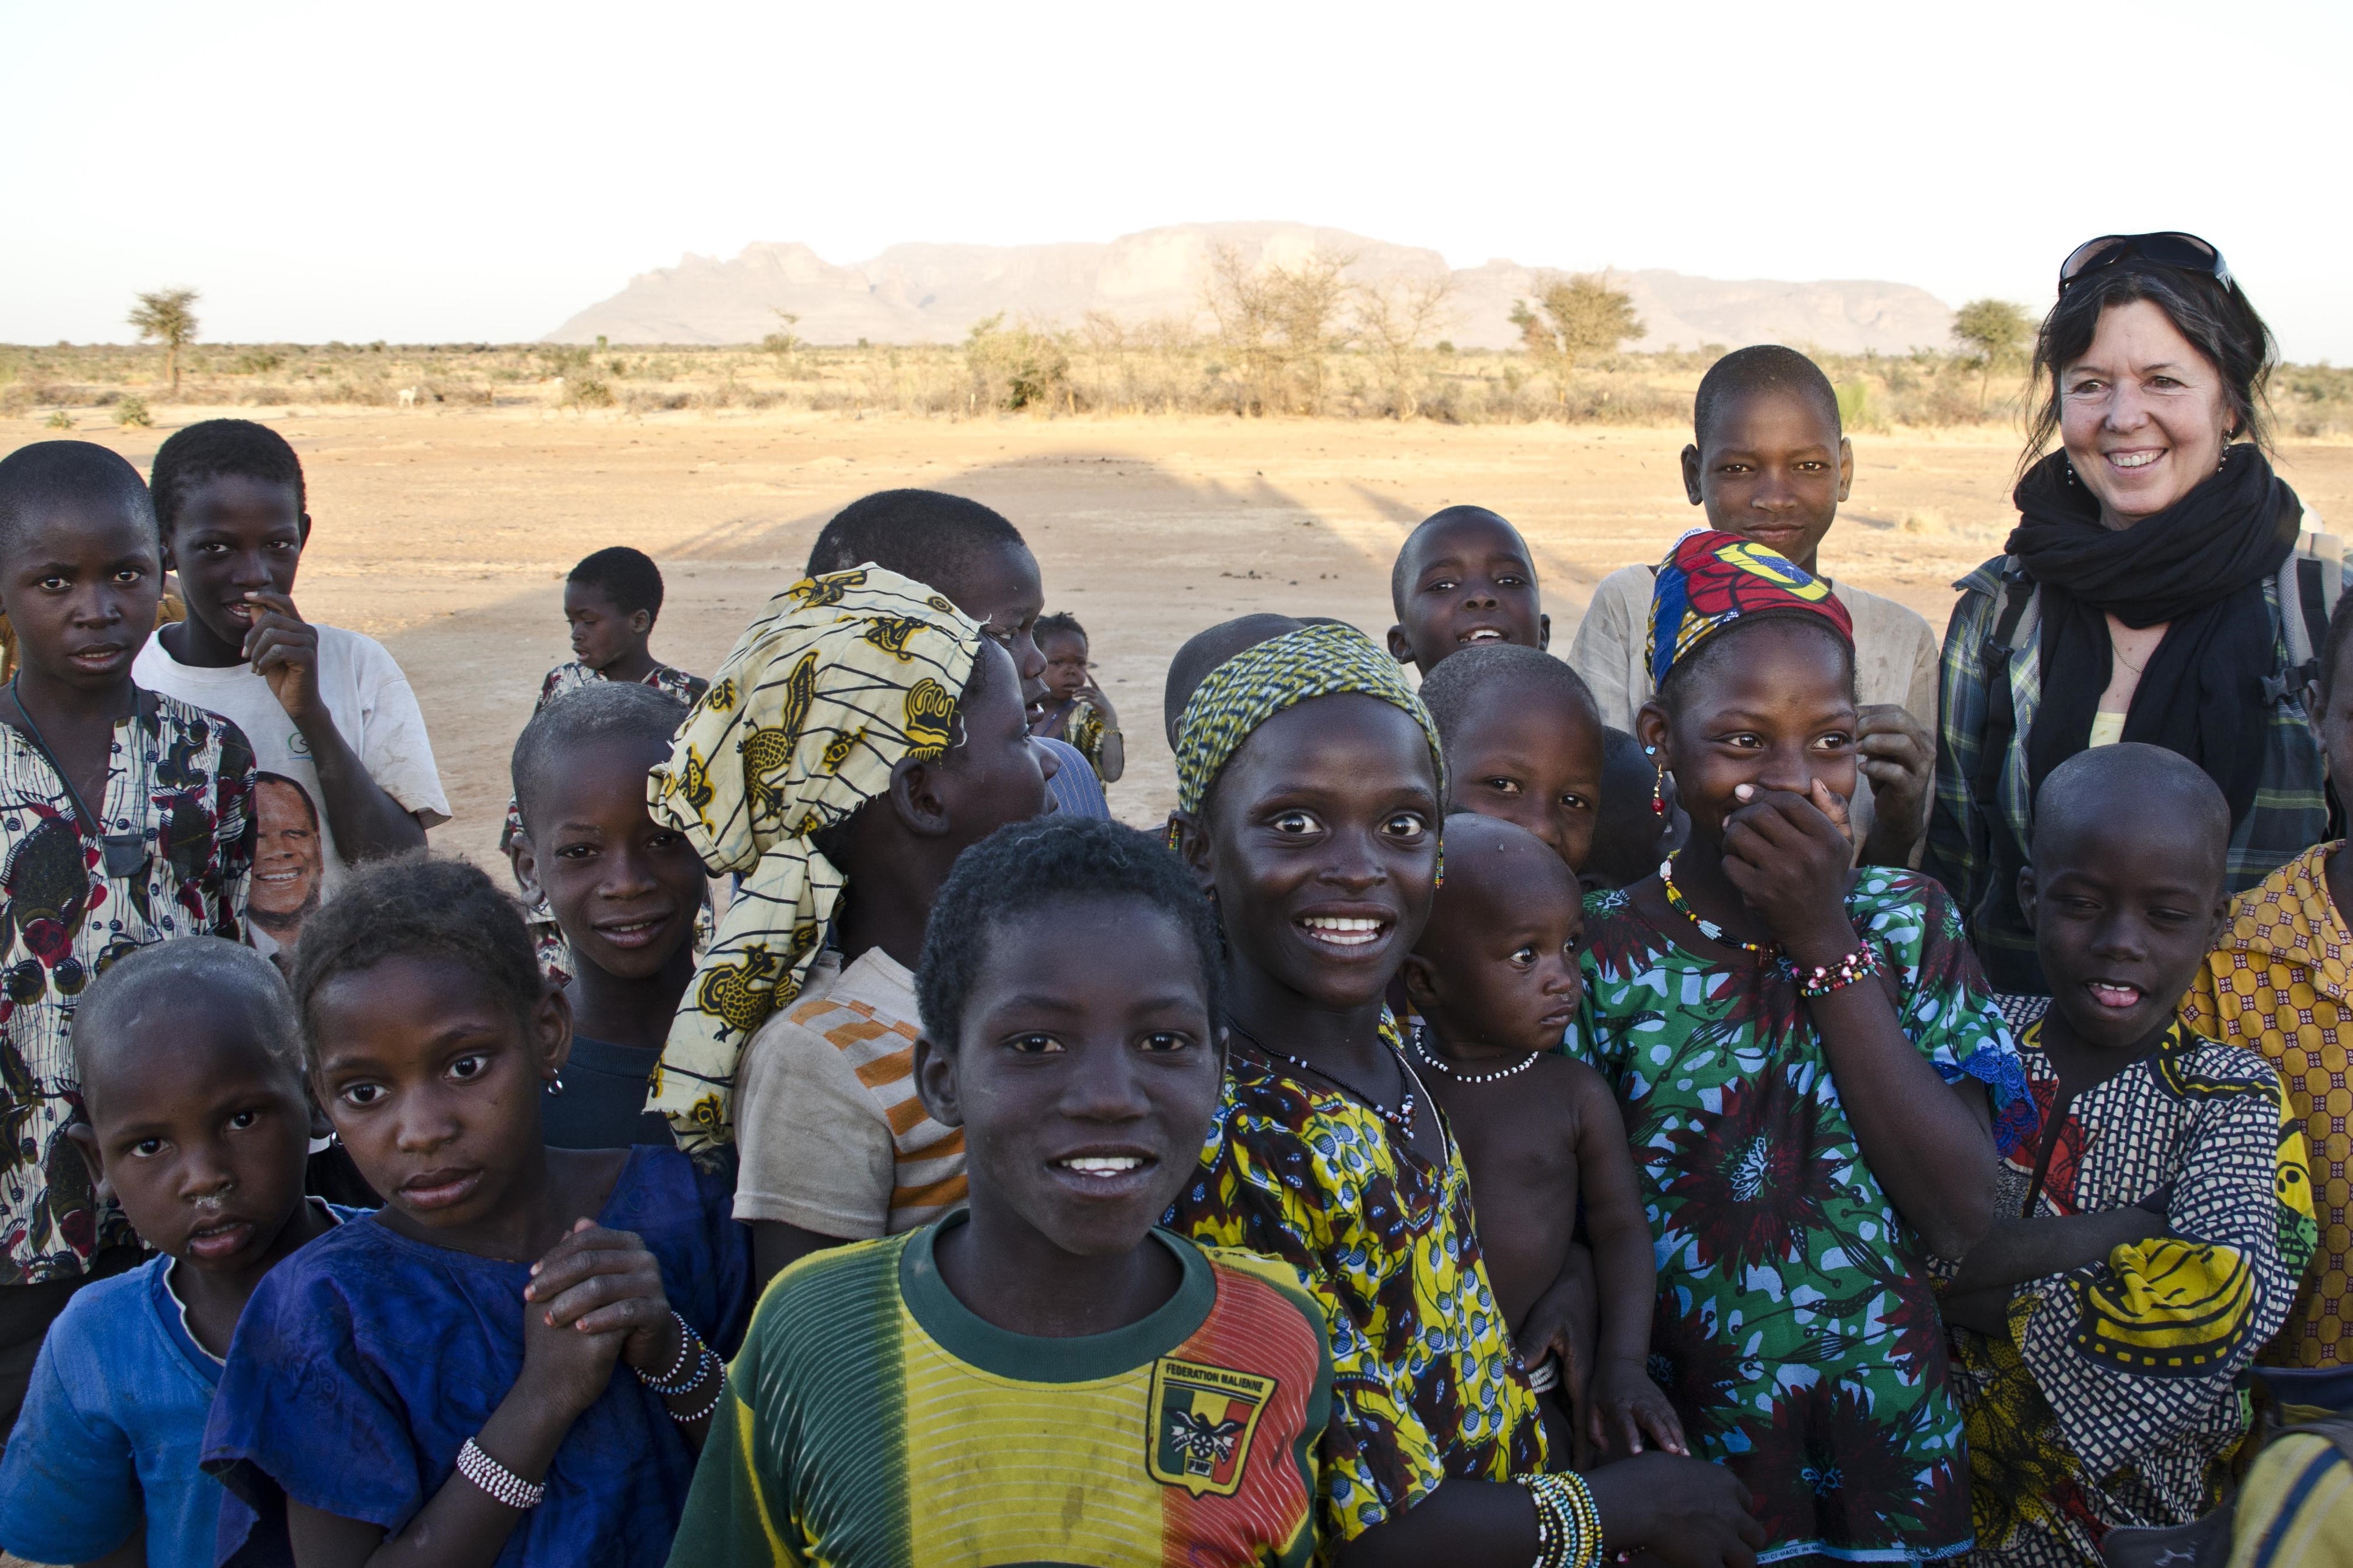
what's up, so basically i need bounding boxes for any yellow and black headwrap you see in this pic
[1173,621,1446,817]
[646,566,981,1152]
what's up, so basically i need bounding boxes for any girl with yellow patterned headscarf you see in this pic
[646,566,980,1152]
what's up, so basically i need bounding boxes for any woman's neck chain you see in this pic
[1227,1017,1419,1137]
[1408,1020,1542,1084]
[1659,851,1777,955]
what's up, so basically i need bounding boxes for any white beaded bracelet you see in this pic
[456,1437,544,1511]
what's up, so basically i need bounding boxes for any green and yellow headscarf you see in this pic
[647,566,981,1152]
[1173,621,1446,816]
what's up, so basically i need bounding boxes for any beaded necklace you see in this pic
[1228,1019,1419,1137]
[1409,1021,1542,1084]
[1658,853,1776,955]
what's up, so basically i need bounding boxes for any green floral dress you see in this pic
[1564,868,2033,1564]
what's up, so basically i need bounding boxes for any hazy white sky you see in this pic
[6,0,2348,356]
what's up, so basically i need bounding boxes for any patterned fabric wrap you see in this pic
[1645,528,1856,690]
[1165,1024,1546,1540]
[1565,867,2032,1563]
[646,567,981,1152]
[0,692,256,1286]
[2181,841,2353,1368]
[1950,1002,2316,1565]
[1172,622,1444,817]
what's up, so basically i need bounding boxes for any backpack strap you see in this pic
[1989,556,2039,654]
[2275,529,2343,700]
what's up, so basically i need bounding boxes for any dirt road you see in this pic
[13,407,2352,864]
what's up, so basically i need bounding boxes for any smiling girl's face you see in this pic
[1187,694,1439,1011]
[1641,618,1859,846]
[308,953,567,1236]
[2060,297,2236,529]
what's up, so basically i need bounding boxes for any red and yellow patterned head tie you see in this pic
[1645,529,1853,689]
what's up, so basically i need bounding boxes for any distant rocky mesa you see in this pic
[544,222,1955,355]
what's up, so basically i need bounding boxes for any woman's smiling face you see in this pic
[2060,297,2236,529]
[1192,694,1439,1011]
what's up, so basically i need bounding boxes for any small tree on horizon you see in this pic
[763,308,802,360]
[128,288,201,394]
[1509,272,1645,403]
[1951,298,2033,413]
[1355,272,1454,420]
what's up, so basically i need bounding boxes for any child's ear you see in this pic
[2016,866,2040,933]
[297,514,312,547]
[509,833,544,906]
[888,755,953,839]
[911,1034,963,1129]
[1400,953,1442,1013]
[1681,444,1705,506]
[534,984,574,1084]
[629,610,653,637]
[65,1123,110,1203]
[1538,611,1552,651]
[1835,436,1855,504]
[1169,810,1215,895]
[1384,625,1415,667]
[1634,702,1671,766]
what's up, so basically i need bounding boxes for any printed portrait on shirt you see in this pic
[250,772,324,958]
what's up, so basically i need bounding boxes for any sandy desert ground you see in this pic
[9,407,2353,868]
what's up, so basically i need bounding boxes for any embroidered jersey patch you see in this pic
[1146,1356,1276,1498]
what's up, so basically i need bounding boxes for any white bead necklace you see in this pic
[1409,1023,1542,1084]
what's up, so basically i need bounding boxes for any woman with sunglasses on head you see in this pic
[1926,234,2343,993]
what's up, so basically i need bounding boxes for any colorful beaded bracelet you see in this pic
[1789,942,1883,998]
[1523,1470,1603,1568]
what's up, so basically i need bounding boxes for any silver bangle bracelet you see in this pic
[456,1437,544,1511]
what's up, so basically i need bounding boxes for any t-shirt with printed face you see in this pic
[134,625,450,955]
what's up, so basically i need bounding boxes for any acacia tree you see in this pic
[1354,273,1454,419]
[1203,245,1356,415]
[1950,298,2033,413]
[1510,272,1645,403]
[128,288,201,394]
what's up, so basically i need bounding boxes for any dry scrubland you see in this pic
[14,337,2353,435]
[6,353,2353,880]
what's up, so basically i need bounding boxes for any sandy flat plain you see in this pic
[10,407,2353,864]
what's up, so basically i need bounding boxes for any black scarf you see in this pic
[2010,445,2300,825]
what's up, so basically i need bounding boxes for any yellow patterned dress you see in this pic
[2183,842,2353,1368]
[1163,1027,1545,1543]
[1950,1005,2317,1565]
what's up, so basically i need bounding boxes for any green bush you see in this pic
[115,396,152,427]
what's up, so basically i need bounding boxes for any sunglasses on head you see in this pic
[2057,232,2233,296]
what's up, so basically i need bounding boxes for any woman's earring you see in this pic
[1651,765,1668,818]
[546,1072,565,1097]
[2063,459,2078,486]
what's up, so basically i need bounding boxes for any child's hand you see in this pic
[240,590,326,726]
[1587,1356,1689,1458]
[1075,680,1120,730]
[520,1219,672,1415]
[1719,780,1857,965]
[1855,704,1934,837]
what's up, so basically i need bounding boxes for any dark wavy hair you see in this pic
[2024,262,2278,478]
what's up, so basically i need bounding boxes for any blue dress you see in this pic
[202,1147,749,1566]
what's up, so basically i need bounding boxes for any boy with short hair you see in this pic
[1582,727,1685,894]
[1567,345,1940,865]
[134,418,448,957]
[1400,813,1682,1470]
[0,441,257,1436]
[0,938,345,1568]
[807,488,1107,819]
[509,682,705,1149]
[1384,504,1549,677]
[1415,641,1603,869]
[667,816,1330,1567]
[1943,744,2318,1561]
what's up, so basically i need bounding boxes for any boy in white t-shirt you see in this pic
[134,420,448,955]
[1567,345,1940,866]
